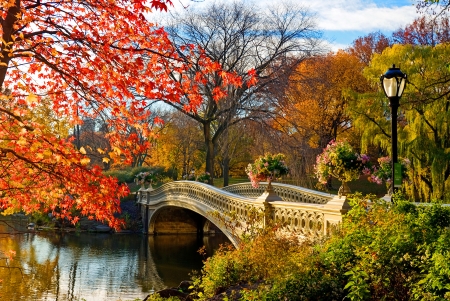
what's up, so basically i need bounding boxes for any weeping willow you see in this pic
[349,44,450,202]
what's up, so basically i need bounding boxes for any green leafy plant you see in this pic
[144,294,181,301]
[187,193,450,301]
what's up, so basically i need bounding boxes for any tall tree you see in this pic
[347,31,391,65]
[150,0,322,184]
[352,43,450,201]
[0,0,235,227]
[280,51,370,149]
[392,15,450,46]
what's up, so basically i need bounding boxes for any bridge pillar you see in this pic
[322,195,351,235]
[138,187,153,234]
[254,183,282,226]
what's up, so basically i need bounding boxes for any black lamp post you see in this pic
[380,64,407,196]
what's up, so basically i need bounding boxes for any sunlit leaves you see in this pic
[0,0,241,226]
[279,51,370,148]
[356,43,450,201]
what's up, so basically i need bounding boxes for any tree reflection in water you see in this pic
[0,218,230,301]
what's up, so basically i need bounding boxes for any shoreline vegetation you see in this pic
[145,193,450,301]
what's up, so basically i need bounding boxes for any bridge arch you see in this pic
[147,201,237,245]
[138,181,350,247]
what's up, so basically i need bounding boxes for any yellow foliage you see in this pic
[79,146,87,154]
[80,157,91,165]
[1,207,19,215]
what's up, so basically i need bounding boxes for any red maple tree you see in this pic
[0,0,246,228]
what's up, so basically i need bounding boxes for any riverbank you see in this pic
[18,198,143,234]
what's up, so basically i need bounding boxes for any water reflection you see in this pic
[0,219,230,301]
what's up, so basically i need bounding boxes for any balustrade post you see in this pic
[322,195,351,235]
[255,182,282,227]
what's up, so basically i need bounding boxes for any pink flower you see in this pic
[360,154,370,164]
[362,167,371,175]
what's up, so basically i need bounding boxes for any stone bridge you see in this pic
[137,181,350,247]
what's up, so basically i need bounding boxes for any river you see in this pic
[0,216,230,301]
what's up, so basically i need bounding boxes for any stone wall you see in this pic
[152,207,204,234]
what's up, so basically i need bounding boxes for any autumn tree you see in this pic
[352,44,450,201]
[147,110,204,179]
[147,0,322,184]
[0,0,239,227]
[392,15,450,46]
[280,51,370,149]
[347,31,391,65]
[214,124,254,185]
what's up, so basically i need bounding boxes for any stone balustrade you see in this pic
[137,181,350,246]
[222,182,334,204]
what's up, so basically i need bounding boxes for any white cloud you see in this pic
[317,3,417,32]
[157,0,419,50]
[168,0,418,31]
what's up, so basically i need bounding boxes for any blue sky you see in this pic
[316,0,418,50]
[165,0,419,52]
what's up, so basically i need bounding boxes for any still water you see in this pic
[0,217,229,301]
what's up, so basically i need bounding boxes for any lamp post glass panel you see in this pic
[380,65,407,195]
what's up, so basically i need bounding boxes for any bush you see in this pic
[104,169,134,183]
[187,194,450,301]
[103,166,166,184]
[145,294,181,301]
[321,193,450,301]
[190,220,323,300]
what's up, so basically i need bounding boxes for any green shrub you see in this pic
[190,222,323,300]
[145,294,181,301]
[103,169,134,183]
[321,193,450,301]
[187,194,450,301]
[103,166,166,184]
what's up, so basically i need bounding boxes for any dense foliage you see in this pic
[186,194,450,300]
[353,44,450,201]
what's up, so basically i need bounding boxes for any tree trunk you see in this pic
[222,157,230,187]
[203,121,214,185]
[0,1,20,88]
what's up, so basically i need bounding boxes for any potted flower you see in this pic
[196,172,211,184]
[135,171,158,190]
[314,140,370,196]
[368,156,410,195]
[245,153,289,189]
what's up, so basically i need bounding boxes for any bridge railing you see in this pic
[222,182,333,204]
[138,181,266,224]
[137,181,350,242]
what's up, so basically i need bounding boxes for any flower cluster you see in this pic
[196,172,211,183]
[368,156,410,188]
[135,171,157,184]
[315,140,370,184]
[245,153,289,188]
